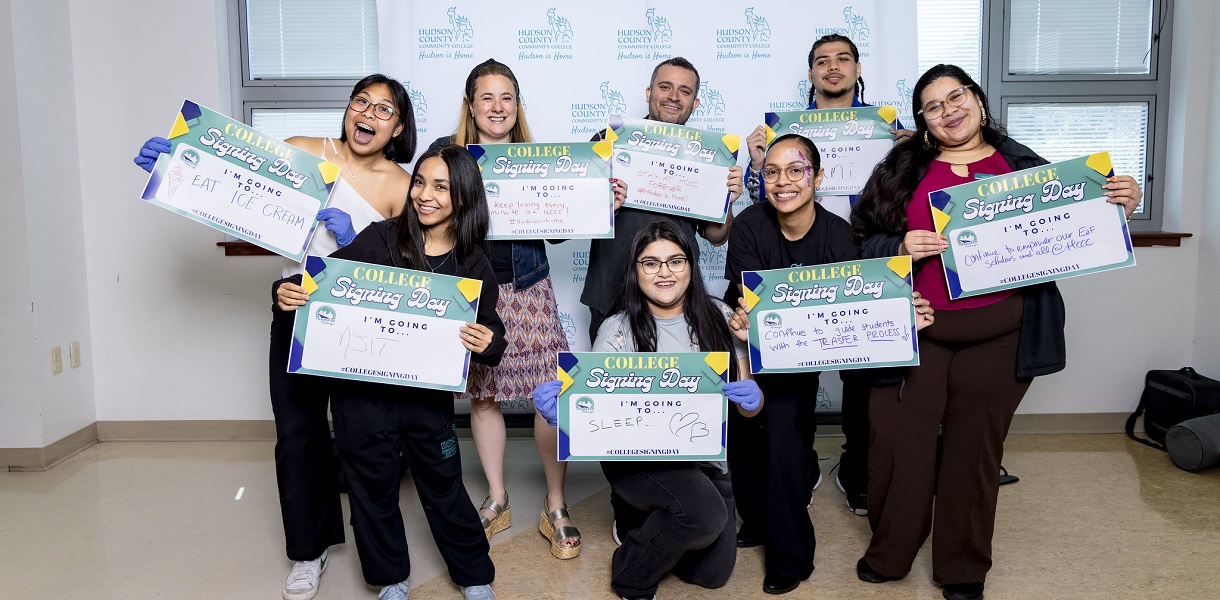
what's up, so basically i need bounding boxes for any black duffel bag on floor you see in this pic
[1167,414,1220,472]
[1125,367,1220,450]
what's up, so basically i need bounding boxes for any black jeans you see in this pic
[600,462,737,598]
[331,383,494,587]
[268,308,345,561]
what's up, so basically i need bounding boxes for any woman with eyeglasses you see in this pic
[850,64,1141,600]
[426,59,581,560]
[530,220,765,600]
[133,74,414,600]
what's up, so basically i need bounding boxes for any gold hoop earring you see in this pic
[923,130,934,149]
[980,105,988,126]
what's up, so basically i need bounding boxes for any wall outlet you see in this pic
[69,342,81,368]
[50,346,63,374]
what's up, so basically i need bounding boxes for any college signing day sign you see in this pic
[556,352,730,462]
[930,152,1136,299]
[743,257,919,374]
[765,106,898,195]
[608,115,740,223]
[288,256,483,393]
[468,141,615,240]
[141,100,338,261]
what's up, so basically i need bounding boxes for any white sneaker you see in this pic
[283,549,327,600]
[611,520,623,546]
[807,471,823,509]
[462,584,496,599]
[378,580,409,600]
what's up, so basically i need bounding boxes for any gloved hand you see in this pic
[532,380,562,428]
[317,208,357,247]
[133,136,171,173]
[724,379,762,412]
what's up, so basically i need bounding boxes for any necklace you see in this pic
[339,149,377,180]
[427,248,455,272]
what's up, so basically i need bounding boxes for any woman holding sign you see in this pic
[532,221,764,600]
[277,144,504,600]
[851,64,1141,600]
[427,59,582,559]
[135,74,415,600]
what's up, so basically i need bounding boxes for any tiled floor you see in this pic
[2,434,1218,599]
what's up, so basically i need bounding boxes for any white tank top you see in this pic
[281,139,387,277]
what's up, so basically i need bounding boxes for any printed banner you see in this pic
[742,257,919,374]
[765,106,897,195]
[287,256,482,393]
[556,352,730,461]
[140,100,337,260]
[608,115,740,223]
[468,142,614,239]
[930,152,1136,299]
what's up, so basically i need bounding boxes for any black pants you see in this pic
[268,308,345,561]
[601,462,736,598]
[729,372,820,579]
[839,369,873,488]
[331,383,494,587]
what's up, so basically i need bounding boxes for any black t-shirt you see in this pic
[723,201,858,307]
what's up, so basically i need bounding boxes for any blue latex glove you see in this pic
[724,379,762,412]
[317,208,357,247]
[532,380,562,428]
[133,136,171,173]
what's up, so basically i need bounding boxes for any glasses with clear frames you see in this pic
[348,96,397,120]
[636,257,689,274]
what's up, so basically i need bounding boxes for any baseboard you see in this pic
[96,420,277,442]
[3,423,97,472]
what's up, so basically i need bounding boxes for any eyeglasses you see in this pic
[761,164,811,184]
[917,86,971,120]
[636,257,688,274]
[348,96,397,120]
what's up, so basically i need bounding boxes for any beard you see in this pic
[817,83,854,101]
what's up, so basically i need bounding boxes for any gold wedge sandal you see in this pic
[480,493,510,541]
[539,506,581,559]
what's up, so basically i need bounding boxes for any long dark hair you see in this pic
[394,145,488,269]
[807,34,864,105]
[852,64,1007,241]
[605,221,739,379]
[339,74,417,163]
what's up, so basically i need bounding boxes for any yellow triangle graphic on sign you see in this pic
[765,125,778,146]
[704,352,729,378]
[932,206,952,234]
[558,367,574,395]
[723,134,741,154]
[887,256,912,278]
[456,278,482,303]
[744,286,760,312]
[593,140,614,160]
[877,105,897,124]
[1086,152,1113,176]
[301,271,318,296]
[604,128,618,143]
[317,161,340,185]
[169,113,190,139]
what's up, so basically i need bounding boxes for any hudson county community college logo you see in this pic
[763,312,782,328]
[687,81,728,132]
[768,79,811,111]
[616,8,673,61]
[873,79,915,125]
[417,6,475,61]
[405,81,429,134]
[484,182,501,198]
[575,396,595,412]
[716,7,773,60]
[956,229,978,247]
[517,8,574,61]
[568,81,628,137]
[814,6,872,58]
[314,306,336,325]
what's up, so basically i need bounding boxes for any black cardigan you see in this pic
[274,219,508,368]
[858,136,1067,379]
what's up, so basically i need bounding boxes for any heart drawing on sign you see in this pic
[670,412,699,435]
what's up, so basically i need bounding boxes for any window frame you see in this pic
[984,0,1172,231]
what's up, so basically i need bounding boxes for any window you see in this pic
[917,0,1170,231]
[229,0,379,133]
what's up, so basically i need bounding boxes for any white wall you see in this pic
[2,1,1216,450]
[0,1,42,448]
[69,0,281,423]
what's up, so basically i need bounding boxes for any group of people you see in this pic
[133,32,1143,600]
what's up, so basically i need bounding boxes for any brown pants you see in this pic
[864,294,1030,585]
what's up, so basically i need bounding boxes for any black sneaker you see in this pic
[856,558,901,583]
[943,582,984,600]
[835,453,868,516]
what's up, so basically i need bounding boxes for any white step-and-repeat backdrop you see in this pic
[376,1,919,413]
